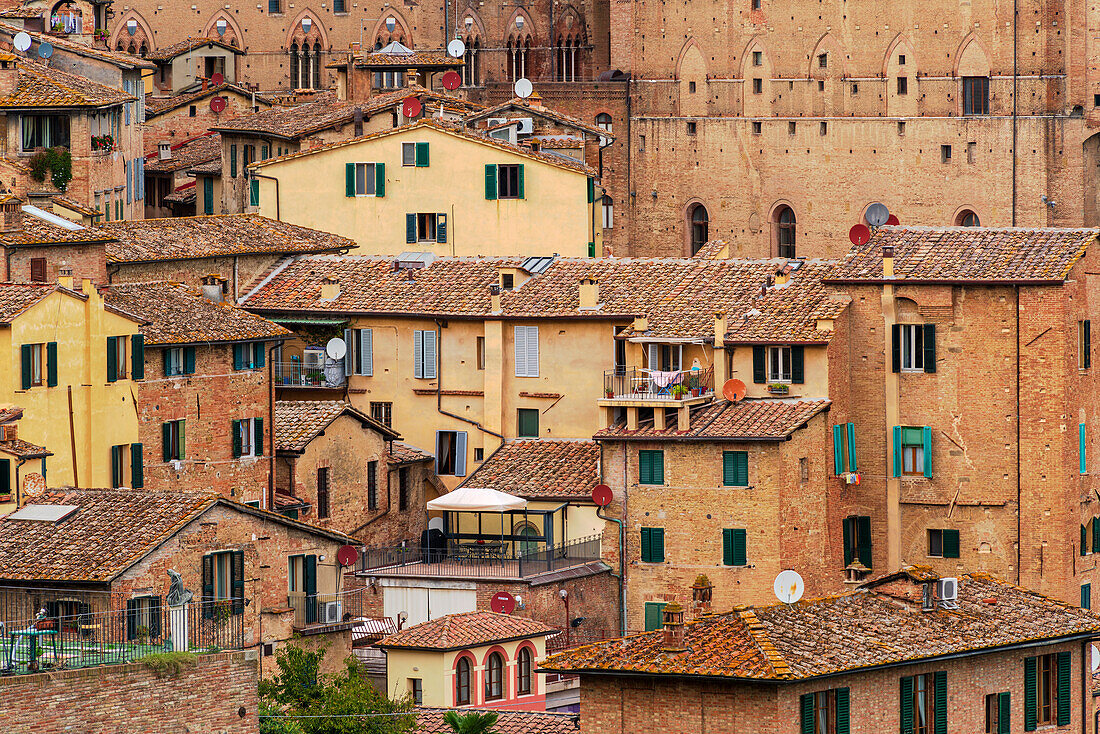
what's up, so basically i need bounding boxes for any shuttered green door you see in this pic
[836,687,850,734]
[932,671,946,734]
[997,691,1010,734]
[722,528,746,566]
[899,676,914,734]
[643,602,665,631]
[799,693,814,734]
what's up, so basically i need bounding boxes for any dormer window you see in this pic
[501,273,514,290]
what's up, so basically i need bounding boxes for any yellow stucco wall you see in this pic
[2,283,142,490]
[252,124,599,257]
[727,343,830,399]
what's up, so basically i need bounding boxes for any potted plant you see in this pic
[605,388,615,398]
[768,383,790,395]
[671,384,689,399]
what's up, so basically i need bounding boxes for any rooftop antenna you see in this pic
[773,569,805,605]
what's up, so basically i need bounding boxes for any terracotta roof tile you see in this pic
[188,159,222,176]
[0,22,155,70]
[352,48,464,68]
[102,281,289,345]
[100,214,354,263]
[145,83,273,117]
[0,54,133,108]
[0,282,65,322]
[0,8,41,18]
[594,399,830,440]
[416,708,577,734]
[465,97,609,139]
[212,98,357,139]
[543,573,1100,679]
[462,440,599,499]
[144,133,220,172]
[0,406,22,424]
[692,240,728,260]
[0,437,50,458]
[388,441,433,465]
[0,207,114,246]
[275,400,398,453]
[379,611,557,651]
[144,38,243,62]
[162,186,196,205]
[50,194,97,217]
[828,226,1098,283]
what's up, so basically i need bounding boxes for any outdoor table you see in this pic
[6,627,60,672]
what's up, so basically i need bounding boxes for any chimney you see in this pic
[353,106,364,137]
[0,55,17,100]
[922,581,936,612]
[659,601,686,652]
[201,274,224,303]
[691,576,713,620]
[527,91,544,110]
[201,76,209,92]
[321,276,340,301]
[882,245,895,279]
[578,278,598,310]
[490,283,502,313]
[526,138,541,153]
[0,194,22,233]
[774,267,790,286]
[713,311,726,348]
[58,264,73,290]
[632,315,648,333]
[158,141,172,161]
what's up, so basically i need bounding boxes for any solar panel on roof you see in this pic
[521,255,555,274]
[8,504,78,522]
[395,251,436,269]
[21,205,83,231]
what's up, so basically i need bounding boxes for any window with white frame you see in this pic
[352,162,376,196]
[899,324,925,372]
[601,195,613,229]
[768,346,792,382]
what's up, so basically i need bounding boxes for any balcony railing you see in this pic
[357,535,603,580]
[602,366,713,401]
[273,361,346,389]
[287,587,369,628]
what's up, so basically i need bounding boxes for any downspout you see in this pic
[1016,285,1022,583]
[267,341,279,511]
[250,170,281,221]
[625,83,632,255]
[434,319,504,445]
[14,457,26,507]
[1011,0,1018,226]
[596,440,626,635]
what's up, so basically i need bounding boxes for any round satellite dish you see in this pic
[447,38,466,58]
[886,214,900,226]
[865,202,890,227]
[326,337,347,360]
[490,591,516,614]
[722,378,747,402]
[336,545,359,567]
[441,70,462,91]
[849,223,871,246]
[774,570,805,604]
[210,96,226,113]
[591,484,613,507]
[211,72,224,86]
[12,32,31,52]
[37,42,53,59]
[402,96,422,118]
[514,77,533,99]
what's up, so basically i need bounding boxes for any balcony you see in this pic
[600,366,714,406]
[287,587,369,629]
[273,361,346,389]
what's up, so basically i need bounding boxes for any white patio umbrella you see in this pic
[426,486,527,512]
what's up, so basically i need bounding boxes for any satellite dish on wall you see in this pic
[447,39,466,58]
[722,379,747,402]
[336,545,359,567]
[591,484,613,507]
[441,70,462,91]
[326,337,347,360]
[402,96,422,118]
[12,32,30,53]
[37,42,52,59]
[865,202,890,228]
[210,96,227,112]
[490,591,516,614]
[514,77,533,99]
[774,569,805,605]
[211,72,225,86]
[849,223,871,246]
[886,214,900,226]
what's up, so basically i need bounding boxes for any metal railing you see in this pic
[357,535,603,580]
[603,366,714,401]
[0,600,246,676]
[287,587,369,628]
[273,361,347,389]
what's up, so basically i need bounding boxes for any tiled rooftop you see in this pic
[188,158,222,176]
[143,133,220,173]
[0,283,66,322]
[828,226,1099,283]
[594,399,831,440]
[378,611,557,651]
[0,54,134,108]
[691,240,728,260]
[388,441,434,465]
[416,708,577,734]
[146,82,271,117]
[102,281,289,345]
[50,194,97,217]
[462,440,599,499]
[352,48,464,68]
[212,98,356,139]
[143,38,242,62]
[0,437,50,458]
[0,207,114,246]
[275,400,397,453]
[543,571,1100,679]
[465,97,609,139]
[0,22,155,70]
[100,214,354,263]
[244,255,845,342]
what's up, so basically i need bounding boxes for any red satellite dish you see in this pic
[592,484,613,507]
[441,70,462,91]
[402,96,422,118]
[849,223,871,246]
[886,214,900,226]
[490,591,516,614]
[209,96,227,113]
[336,545,359,567]
[211,72,225,86]
[722,378,747,402]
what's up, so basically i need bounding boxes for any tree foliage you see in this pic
[27,147,73,191]
[442,710,500,734]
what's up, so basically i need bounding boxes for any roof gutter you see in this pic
[823,278,1066,286]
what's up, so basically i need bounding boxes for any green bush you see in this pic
[27,147,73,191]
[138,651,197,678]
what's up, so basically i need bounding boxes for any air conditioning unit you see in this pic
[937,577,958,609]
[515,117,534,135]
[488,126,516,145]
[303,349,325,371]
[486,117,510,128]
[323,600,342,624]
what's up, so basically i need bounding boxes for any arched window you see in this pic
[312,42,322,88]
[956,210,980,227]
[463,38,480,86]
[522,37,531,79]
[455,657,471,705]
[485,652,504,700]
[601,195,613,229]
[689,204,709,254]
[517,647,533,695]
[596,113,613,133]
[775,206,796,258]
[289,43,300,88]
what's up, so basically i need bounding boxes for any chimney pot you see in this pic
[0,194,22,233]
[58,264,73,290]
[882,245,896,279]
[660,601,686,651]
[321,276,341,301]
[579,278,599,310]
[0,56,18,100]
[713,311,727,348]
[201,274,224,303]
[633,315,648,333]
[490,284,502,313]
[158,141,172,161]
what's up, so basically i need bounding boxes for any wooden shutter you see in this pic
[728,451,748,485]
[515,326,528,377]
[639,451,652,485]
[203,178,213,214]
[126,598,138,640]
[261,144,269,160]
[254,417,264,457]
[233,343,244,370]
[899,676,914,734]
[731,528,746,566]
[1024,656,1037,730]
[836,687,850,734]
[923,324,936,373]
[1082,583,1092,609]
[422,330,437,379]
[360,329,373,376]
[1092,520,1099,557]
[343,328,354,376]
[515,326,538,377]
[922,426,933,477]
[406,213,417,243]
[110,445,120,487]
[202,554,215,618]
[253,342,265,369]
[485,164,498,200]
[183,346,196,374]
[791,345,804,383]
[415,142,429,167]
[131,334,144,380]
[106,336,118,382]
[1086,320,1093,369]
[375,162,385,197]
[231,420,242,458]
[436,213,447,243]
[842,517,853,565]
[46,341,57,387]
[249,179,259,206]
[453,431,467,475]
[892,425,903,477]
[891,324,901,372]
[517,164,525,198]
[231,550,246,614]
[30,258,46,282]
[177,422,186,461]
[997,691,1010,734]
[125,159,132,203]
[942,529,960,558]
[20,344,30,390]
[230,144,237,177]
[846,423,857,471]
[857,516,872,568]
[799,693,814,734]
[587,176,594,203]
[644,602,663,631]
[131,443,143,488]
[1081,423,1088,474]
[162,423,172,461]
[1083,524,1089,556]
[752,346,766,383]
[932,671,947,734]
[833,424,844,475]
[414,331,424,378]
[1056,651,1071,725]
[650,527,664,562]
[722,528,735,566]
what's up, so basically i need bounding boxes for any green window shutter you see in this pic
[183,346,196,374]
[436,213,447,243]
[752,346,765,383]
[130,334,144,380]
[639,451,652,485]
[643,602,664,632]
[891,324,901,372]
[640,527,650,561]
[799,693,814,734]
[375,162,385,197]
[203,178,214,214]
[130,443,143,488]
[1081,423,1087,474]
[233,343,245,370]
[651,527,664,562]
[254,417,264,457]
[1083,524,1089,556]
[415,141,429,167]
[261,144,269,160]
[997,691,1010,734]
[249,179,259,206]
[232,550,246,615]
[346,162,355,196]
[857,516,872,568]
[406,213,417,243]
[588,241,595,257]
[231,420,242,458]
[922,426,933,477]
[201,554,214,618]
[253,342,265,369]
[46,341,57,387]
[892,426,903,477]
[20,344,31,390]
[722,528,734,566]
[847,423,857,471]
[923,324,937,373]
[484,164,497,200]
[899,676,914,734]
[942,529,960,558]
[1056,651,1071,725]
[1023,657,1037,731]
[791,345,804,383]
[162,422,172,461]
[653,450,664,484]
[178,420,186,460]
[1082,583,1092,609]
[587,176,594,203]
[1092,519,1099,556]
[932,671,947,734]
[723,451,748,486]
[230,144,237,177]
[833,424,844,475]
[836,687,850,734]
[842,518,853,565]
[1086,320,1093,369]
[731,528,747,566]
[106,336,118,382]
[110,445,121,487]
[0,459,9,494]
[517,164,525,198]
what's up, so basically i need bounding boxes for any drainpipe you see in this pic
[250,170,281,221]
[1016,285,1022,584]
[595,440,627,635]
[13,457,26,507]
[267,341,279,511]
[1081,637,1088,734]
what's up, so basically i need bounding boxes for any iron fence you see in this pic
[273,361,346,389]
[287,587,370,628]
[357,535,603,580]
[602,366,714,401]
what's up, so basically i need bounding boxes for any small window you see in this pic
[775,205,796,258]
[817,80,824,91]
[189,105,197,117]
[967,141,977,164]
[689,203,709,254]
[902,427,926,476]
[985,692,1004,733]
[352,162,376,195]
[817,53,827,68]
[110,336,128,380]
[941,145,952,163]
[842,516,872,568]
[1083,583,1092,610]
[596,113,613,133]
[751,0,760,8]
[474,447,485,461]
[476,336,486,369]
[799,456,809,481]
[639,450,664,485]
[436,430,467,476]
[957,210,980,227]
[409,678,423,704]
[767,346,792,382]
[164,347,185,377]
[601,195,614,229]
[498,164,522,198]
[644,601,666,631]
[162,419,185,461]
[752,121,762,135]
[455,657,471,705]
[788,121,796,135]
[723,451,748,487]
[899,324,925,372]
[367,460,377,510]
[819,121,827,135]
[415,213,438,241]
[898,54,906,65]
[30,258,47,282]
[803,689,848,734]
[752,78,763,94]
[233,418,259,458]
[1080,320,1092,369]
[402,142,416,166]
[686,121,697,135]
[1094,93,1100,107]
[1035,654,1061,725]
[398,466,409,511]
[851,83,858,94]
[898,121,906,135]
[962,76,990,115]
[752,51,762,66]
[316,467,329,518]
[517,647,533,694]
[927,528,960,558]
[639,134,645,151]
[370,401,392,427]
[25,343,44,387]
[517,408,539,438]
[904,674,942,734]
[722,528,747,566]
[688,80,696,93]
[485,652,504,700]
[897,76,908,95]
[501,273,515,290]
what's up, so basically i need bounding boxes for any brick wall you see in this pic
[0,650,258,733]
[3,241,107,284]
[144,91,266,150]
[113,252,288,302]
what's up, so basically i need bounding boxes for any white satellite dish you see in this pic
[325,337,347,360]
[865,202,890,228]
[1092,643,1099,673]
[514,77,533,99]
[773,569,805,605]
[13,32,31,53]
[447,38,465,58]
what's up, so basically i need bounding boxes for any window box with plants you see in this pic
[768,383,790,395]
[91,134,114,152]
